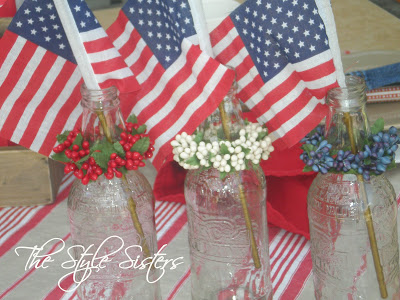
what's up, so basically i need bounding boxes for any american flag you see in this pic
[0,0,139,155]
[107,0,235,170]
[209,0,338,149]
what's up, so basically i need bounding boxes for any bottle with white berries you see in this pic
[67,85,160,300]
[183,77,273,300]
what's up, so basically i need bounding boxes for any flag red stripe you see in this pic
[210,16,235,46]
[0,40,38,119]
[37,85,82,155]
[298,59,335,82]
[140,47,202,128]
[0,51,58,139]
[134,62,164,97]
[272,103,327,149]
[17,63,79,147]
[0,31,18,63]
[151,67,235,169]
[83,36,113,53]
[214,35,245,65]
[90,55,130,74]
[166,268,191,300]
[130,43,155,77]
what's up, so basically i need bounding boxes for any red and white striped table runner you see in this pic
[0,174,313,300]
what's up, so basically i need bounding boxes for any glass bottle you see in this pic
[184,79,273,300]
[68,85,161,300]
[308,75,400,299]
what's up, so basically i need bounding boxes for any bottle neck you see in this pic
[80,85,124,144]
[325,76,370,152]
[199,78,244,142]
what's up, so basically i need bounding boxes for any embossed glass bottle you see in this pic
[308,76,400,299]
[184,80,273,300]
[68,85,161,300]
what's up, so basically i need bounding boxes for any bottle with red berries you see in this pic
[67,85,161,300]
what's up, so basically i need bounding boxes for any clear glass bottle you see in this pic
[184,80,273,300]
[308,76,400,299]
[68,85,161,300]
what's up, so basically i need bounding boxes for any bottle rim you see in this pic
[326,75,366,109]
[80,84,118,102]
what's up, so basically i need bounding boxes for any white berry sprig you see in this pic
[171,122,274,178]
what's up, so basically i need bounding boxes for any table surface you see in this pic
[0,164,399,300]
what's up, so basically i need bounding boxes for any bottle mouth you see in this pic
[326,75,366,109]
[80,84,118,102]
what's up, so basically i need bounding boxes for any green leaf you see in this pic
[371,118,384,135]
[219,171,227,180]
[244,118,250,125]
[92,140,115,158]
[72,133,83,146]
[193,131,203,144]
[387,159,396,171]
[220,143,229,155]
[242,147,251,155]
[91,152,109,170]
[364,157,372,165]
[137,125,146,134]
[257,130,268,140]
[131,137,150,154]
[51,152,70,163]
[119,166,128,174]
[56,131,70,143]
[303,165,313,172]
[75,155,90,169]
[113,142,125,157]
[127,115,138,124]
[186,155,200,166]
[302,143,315,153]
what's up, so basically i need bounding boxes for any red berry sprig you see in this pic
[51,116,154,185]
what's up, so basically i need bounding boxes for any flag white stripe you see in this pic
[258,80,308,122]
[144,52,210,131]
[306,72,336,90]
[136,55,158,84]
[112,19,135,50]
[95,67,133,82]
[0,36,25,84]
[31,67,82,152]
[87,48,122,63]
[212,26,238,56]
[237,65,258,93]
[132,40,193,113]
[267,96,324,141]
[79,27,108,43]
[151,63,228,159]
[225,46,248,70]
[125,38,150,69]
[0,46,46,130]
[11,56,67,143]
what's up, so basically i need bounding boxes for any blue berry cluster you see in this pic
[300,122,399,180]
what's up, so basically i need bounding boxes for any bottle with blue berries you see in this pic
[307,76,400,299]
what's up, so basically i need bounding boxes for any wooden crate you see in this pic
[0,147,65,207]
